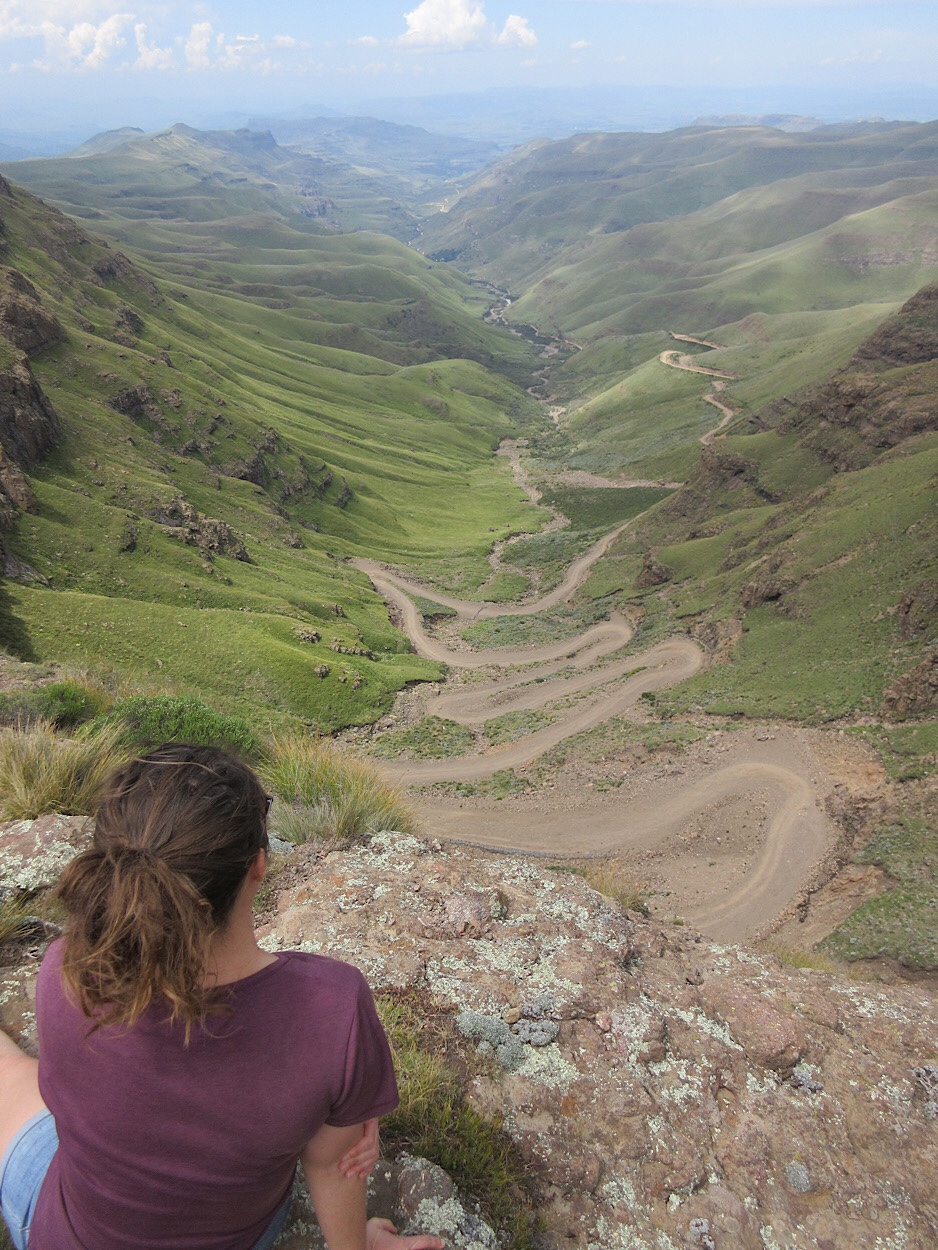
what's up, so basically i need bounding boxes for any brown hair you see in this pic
[55,743,269,1036]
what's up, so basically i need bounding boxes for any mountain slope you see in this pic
[419,122,938,479]
[0,175,545,730]
[583,282,938,725]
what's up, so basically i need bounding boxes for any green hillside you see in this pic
[0,174,546,731]
[577,284,938,725]
[4,122,426,242]
[420,122,938,476]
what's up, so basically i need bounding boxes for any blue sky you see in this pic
[0,1,936,133]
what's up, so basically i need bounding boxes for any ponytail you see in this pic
[54,745,269,1037]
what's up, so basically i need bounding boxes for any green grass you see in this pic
[425,768,531,801]
[475,569,531,602]
[536,484,672,531]
[368,716,475,760]
[461,594,618,650]
[536,716,706,772]
[411,596,458,621]
[0,678,111,730]
[821,816,938,970]
[483,708,555,745]
[377,991,540,1250]
[640,436,938,723]
[0,176,543,733]
[847,724,938,782]
[94,695,261,757]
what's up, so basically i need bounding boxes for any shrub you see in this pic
[0,678,111,730]
[262,733,415,849]
[0,721,129,821]
[94,695,260,757]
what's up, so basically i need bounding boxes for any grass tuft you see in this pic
[0,892,34,948]
[0,721,129,821]
[565,859,650,915]
[761,945,841,973]
[262,733,416,847]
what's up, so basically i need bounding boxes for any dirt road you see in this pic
[356,518,837,941]
[659,343,742,443]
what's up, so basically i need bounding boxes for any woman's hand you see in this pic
[367,1217,445,1250]
[338,1118,380,1179]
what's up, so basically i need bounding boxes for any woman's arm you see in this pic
[301,1123,444,1250]
[303,1124,368,1250]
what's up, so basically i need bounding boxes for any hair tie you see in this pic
[108,843,159,867]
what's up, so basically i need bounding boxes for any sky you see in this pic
[1,1,937,140]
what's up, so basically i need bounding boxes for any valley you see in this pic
[0,118,935,972]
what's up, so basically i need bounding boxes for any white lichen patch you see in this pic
[646,1057,707,1107]
[409,1196,498,1250]
[827,985,918,1025]
[587,1214,679,1250]
[517,1043,582,1092]
[598,1173,637,1208]
[0,822,84,890]
[747,1070,781,1095]
[669,1005,742,1051]
[871,1075,913,1111]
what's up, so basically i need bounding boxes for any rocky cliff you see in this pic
[781,283,938,472]
[0,263,64,532]
[2,820,935,1250]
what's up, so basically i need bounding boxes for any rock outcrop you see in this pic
[0,268,66,355]
[0,357,62,529]
[853,281,938,367]
[0,359,61,469]
[3,825,936,1250]
[148,496,249,561]
[254,833,938,1250]
[880,648,938,721]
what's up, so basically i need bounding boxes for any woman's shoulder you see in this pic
[278,949,370,992]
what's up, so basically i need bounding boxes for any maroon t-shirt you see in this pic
[31,941,399,1250]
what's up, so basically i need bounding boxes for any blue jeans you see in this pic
[0,1111,292,1250]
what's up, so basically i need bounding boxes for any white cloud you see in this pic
[352,35,380,46]
[64,12,131,67]
[820,47,884,65]
[183,20,213,69]
[271,35,296,48]
[399,0,488,50]
[133,21,173,69]
[496,14,536,47]
[397,0,536,52]
[571,39,590,49]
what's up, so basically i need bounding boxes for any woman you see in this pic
[0,744,444,1250]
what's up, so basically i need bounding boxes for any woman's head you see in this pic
[56,744,270,1034]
